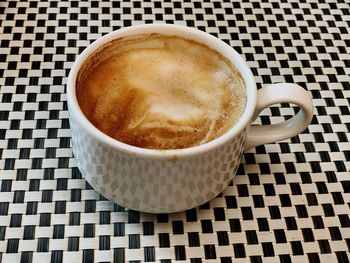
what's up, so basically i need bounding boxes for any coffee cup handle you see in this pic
[244,83,314,151]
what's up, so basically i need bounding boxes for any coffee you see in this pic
[77,34,246,150]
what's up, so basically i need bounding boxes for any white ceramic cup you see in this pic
[67,24,314,213]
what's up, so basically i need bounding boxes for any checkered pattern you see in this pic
[0,0,349,262]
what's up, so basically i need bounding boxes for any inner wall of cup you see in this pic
[76,40,122,96]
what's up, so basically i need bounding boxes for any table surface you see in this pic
[0,0,350,262]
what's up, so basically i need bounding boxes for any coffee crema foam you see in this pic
[77,34,246,150]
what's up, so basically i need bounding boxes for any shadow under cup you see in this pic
[67,24,257,213]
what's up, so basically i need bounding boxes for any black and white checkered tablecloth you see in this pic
[0,0,349,262]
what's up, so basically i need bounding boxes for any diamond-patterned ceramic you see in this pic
[70,107,246,213]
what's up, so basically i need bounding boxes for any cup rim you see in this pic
[67,23,257,159]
